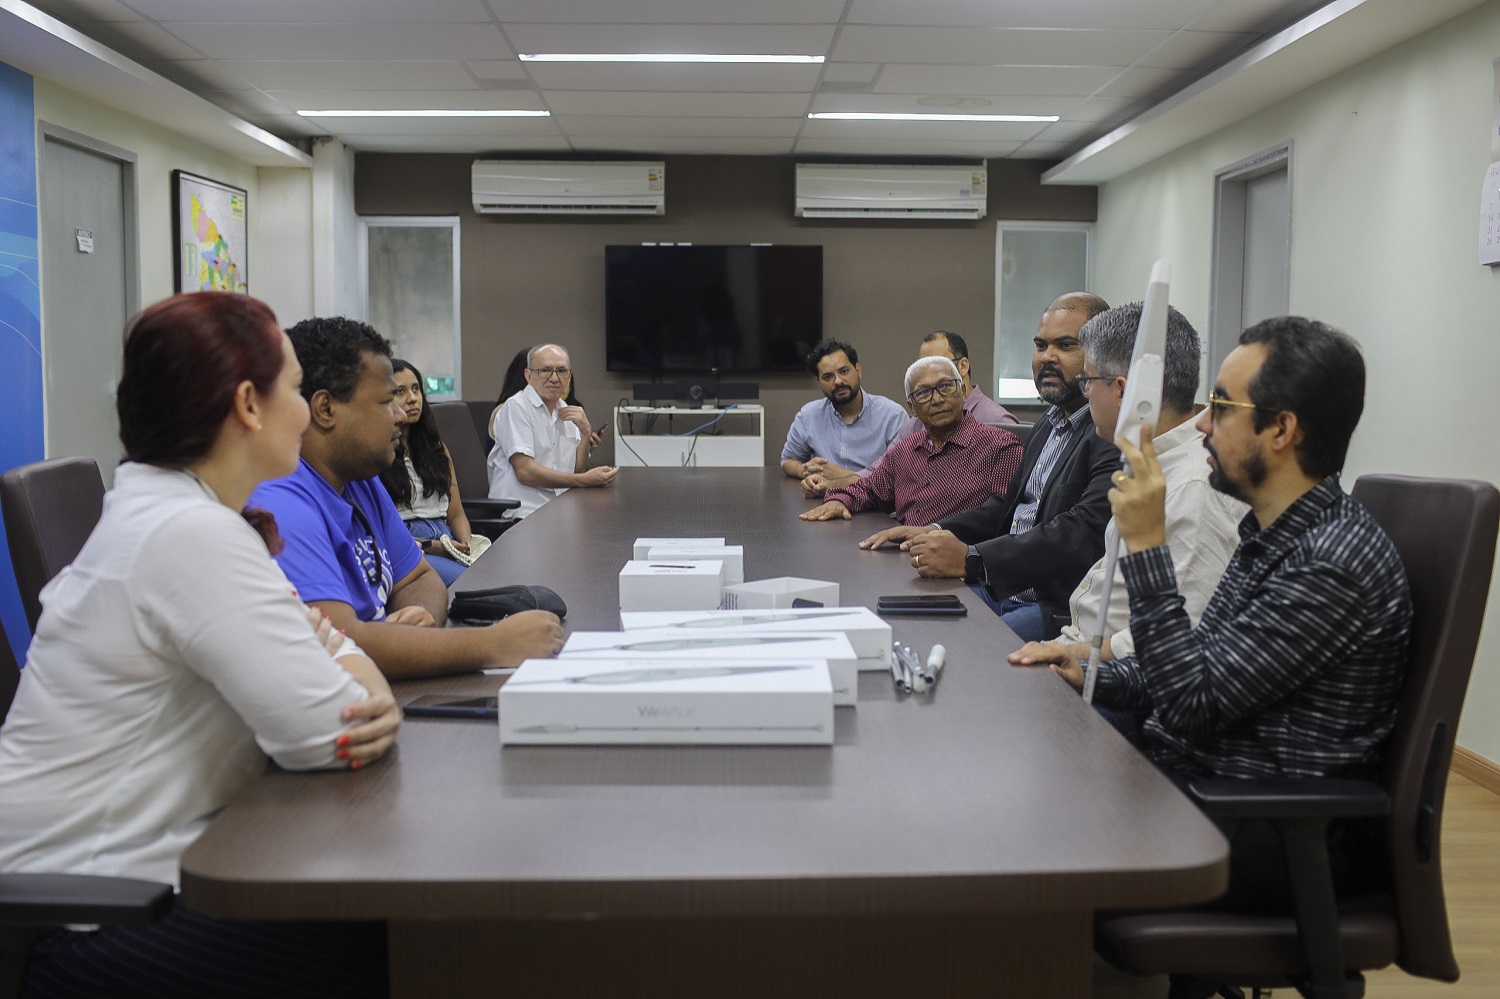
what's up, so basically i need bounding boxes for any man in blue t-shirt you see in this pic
[249,317,562,678]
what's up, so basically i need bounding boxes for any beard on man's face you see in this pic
[1035,363,1080,406]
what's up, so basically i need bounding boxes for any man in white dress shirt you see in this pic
[487,343,617,517]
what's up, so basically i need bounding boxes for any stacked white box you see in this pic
[618,560,725,611]
[563,628,859,706]
[646,544,744,584]
[632,537,725,559]
[499,656,833,745]
[619,607,892,668]
[722,576,839,610]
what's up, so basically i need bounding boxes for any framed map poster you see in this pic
[172,170,249,293]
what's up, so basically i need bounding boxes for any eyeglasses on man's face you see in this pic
[531,366,571,380]
[907,378,961,406]
[1207,390,1280,421]
[1074,373,1114,394]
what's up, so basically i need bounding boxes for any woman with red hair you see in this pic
[0,292,399,996]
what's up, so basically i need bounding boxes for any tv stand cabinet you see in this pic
[613,405,764,468]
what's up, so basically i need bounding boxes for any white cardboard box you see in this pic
[632,537,726,559]
[619,607,892,668]
[499,656,833,745]
[563,628,859,706]
[721,576,839,611]
[647,544,744,584]
[619,559,724,611]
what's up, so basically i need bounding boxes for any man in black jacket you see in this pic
[859,292,1118,641]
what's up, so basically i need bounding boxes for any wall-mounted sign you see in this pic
[75,228,93,253]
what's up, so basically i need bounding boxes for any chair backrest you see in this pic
[991,421,1032,447]
[1351,474,1500,982]
[466,399,497,449]
[0,457,106,633]
[0,614,19,727]
[428,400,490,500]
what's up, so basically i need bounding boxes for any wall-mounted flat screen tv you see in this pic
[605,244,823,373]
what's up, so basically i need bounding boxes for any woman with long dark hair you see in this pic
[378,358,473,585]
[0,292,400,996]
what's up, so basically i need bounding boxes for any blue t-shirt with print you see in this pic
[248,458,422,622]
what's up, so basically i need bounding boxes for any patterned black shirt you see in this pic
[1095,476,1411,780]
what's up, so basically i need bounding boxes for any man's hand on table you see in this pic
[905,529,966,577]
[800,499,852,522]
[858,524,932,550]
[387,606,437,627]
[486,609,565,666]
[1008,641,1085,692]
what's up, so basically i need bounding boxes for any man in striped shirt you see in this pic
[799,356,1023,528]
[1035,317,1411,909]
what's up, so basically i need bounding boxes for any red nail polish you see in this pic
[337,734,350,747]
[337,628,346,635]
[350,759,362,770]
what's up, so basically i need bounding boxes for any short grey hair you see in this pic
[1078,303,1201,412]
[527,343,569,367]
[904,355,961,395]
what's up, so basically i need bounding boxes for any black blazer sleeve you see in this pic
[972,430,1121,628]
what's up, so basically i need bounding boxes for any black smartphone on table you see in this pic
[403,694,499,720]
[876,594,968,616]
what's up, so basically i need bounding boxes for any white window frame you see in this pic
[992,220,1093,404]
[358,215,463,398]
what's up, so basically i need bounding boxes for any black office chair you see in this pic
[0,458,106,633]
[1094,474,1499,999]
[466,399,497,450]
[427,400,520,538]
[0,615,175,998]
[990,421,1032,447]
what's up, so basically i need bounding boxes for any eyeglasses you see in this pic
[530,366,571,380]
[1207,391,1281,421]
[906,378,961,406]
[1074,373,1114,393]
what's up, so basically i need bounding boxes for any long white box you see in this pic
[499,656,833,745]
[633,537,726,559]
[563,628,858,706]
[619,607,892,668]
[619,559,724,611]
[647,544,744,584]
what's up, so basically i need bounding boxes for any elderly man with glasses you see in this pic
[800,356,1023,528]
[486,343,617,518]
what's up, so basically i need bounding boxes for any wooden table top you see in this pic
[180,467,1226,921]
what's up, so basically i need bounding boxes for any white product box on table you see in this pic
[632,537,726,559]
[618,560,724,611]
[619,606,892,668]
[499,656,833,746]
[721,576,839,611]
[563,628,858,706]
[646,544,744,584]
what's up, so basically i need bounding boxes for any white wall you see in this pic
[311,137,360,318]
[254,167,314,325]
[1092,0,1500,761]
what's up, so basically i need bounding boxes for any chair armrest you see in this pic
[463,497,520,515]
[0,873,174,927]
[1187,777,1389,820]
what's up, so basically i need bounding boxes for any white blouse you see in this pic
[0,463,370,886]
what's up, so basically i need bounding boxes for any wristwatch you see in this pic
[964,545,983,583]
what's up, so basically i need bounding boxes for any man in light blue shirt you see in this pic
[780,338,907,491]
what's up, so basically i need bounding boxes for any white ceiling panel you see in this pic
[1095,66,1186,99]
[809,93,1072,116]
[800,118,1048,143]
[125,0,496,22]
[1058,96,1158,122]
[340,134,572,153]
[264,90,544,111]
[466,60,531,81]
[832,26,1173,66]
[1187,0,1330,33]
[552,116,802,138]
[294,115,562,137]
[196,88,292,117]
[525,63,823,94]
[847,0,1223,31]
[494,0,847,25]
[1136,30,1260,70]
[101,19,204,59]
[821,63,880,84]
[543,91,812,118]
[1009,140,1078,158]
[794,137,1024,157]
[27,0,141,22]
[871,64,1122,97]
[569,136,795,155]
[161,23,511,61]
[143,58,263,90]
[502,24,836,56]
[1027,120,1116,143]
[223,61,481,91]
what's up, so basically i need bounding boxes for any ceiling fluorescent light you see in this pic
[808,112,1058,122]
[520,53,823,64]
[297,109,550,118]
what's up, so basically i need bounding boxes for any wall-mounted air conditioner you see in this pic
[794,163,986,220]
[472,160,665,215]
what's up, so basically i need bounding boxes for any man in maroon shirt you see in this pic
[799,357,1023,527]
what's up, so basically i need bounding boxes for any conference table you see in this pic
[181,467,1227,998]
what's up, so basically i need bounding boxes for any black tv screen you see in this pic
[605,244,823,373]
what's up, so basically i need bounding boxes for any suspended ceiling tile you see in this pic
[124,0,495,22]
[161,22,511,61]
[503,23,836,55]
[832,26,1172,66]
[341,134,572,153]
[1137,29,1260,70]
[525,63,824,93]
[809,93,1071,116]
[552,115,802,138]
[196,88,291,117]
[467,60,531,81]
[543,91,812,117]
[821,63,880,84]
[794,136,1023,157]
[872,64,1122,97]
[264,90,545,111]
[1059,96,1157,122]
[567,135,795,155]
[1095,66,1186,99]
[102,19,205,59]
[495,0,846,24]
[297,114,563,137]
[800,117,1047,142]
[27,0,142,21]
[1186,0,1329,33]
[222,61,480,91]
[846,0,1223,31]
[142,58,262,90]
